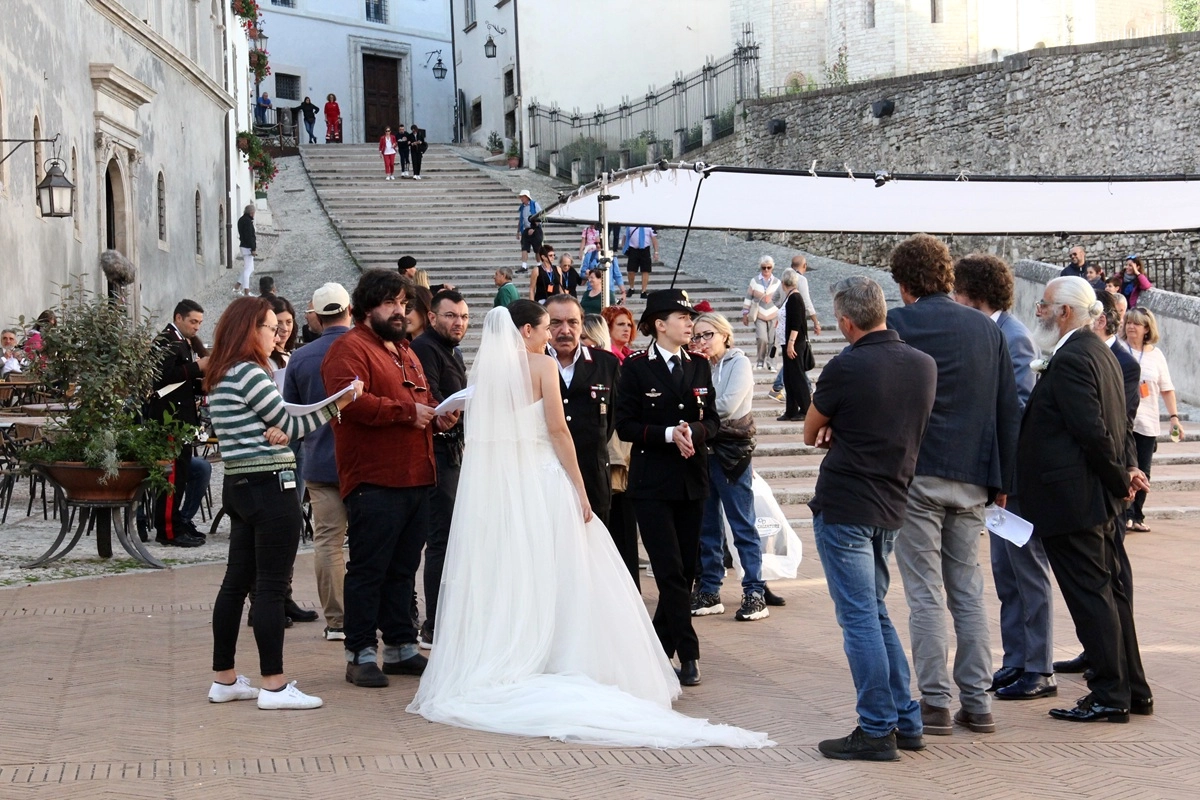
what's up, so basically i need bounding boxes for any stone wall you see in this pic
[694,32,1200,287]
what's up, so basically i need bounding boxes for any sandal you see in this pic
[1127,521,1151,533]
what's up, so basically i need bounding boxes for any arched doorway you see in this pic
[104,158,128,300]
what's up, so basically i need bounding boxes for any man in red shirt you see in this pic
[322,270,457,687]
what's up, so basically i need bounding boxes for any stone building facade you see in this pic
[740,0,1172,91]
[698,32,1200,286]
[0,0,255,324]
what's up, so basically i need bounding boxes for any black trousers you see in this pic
[421,445,460,638]
[155,443,193,540]
[1128,432,1156,522]
[782,347,811,418]
[633,497,703,661]
[411,148,423,176]
[1041,518,1150,709]
[212,471,301,676]
[343,484,429,655]
[398,148,411,172]
[608,491,640,589]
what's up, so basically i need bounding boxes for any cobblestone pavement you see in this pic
[0,520,1197,799]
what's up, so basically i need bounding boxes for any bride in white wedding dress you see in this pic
[407,302,772,748]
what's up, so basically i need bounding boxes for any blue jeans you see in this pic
[813,511,922,739]
[180,456,211,524]
[698,461,764,595]
[303,119,316,143]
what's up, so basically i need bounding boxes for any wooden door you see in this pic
[363,55,400,141]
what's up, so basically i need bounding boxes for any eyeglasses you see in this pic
[436,312,470,323]
[1034,299,1060,311]
[690,331,717,343]
[761,266,773,271]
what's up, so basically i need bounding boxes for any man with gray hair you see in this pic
[1019,276,1151,723]
[805,276,937,760]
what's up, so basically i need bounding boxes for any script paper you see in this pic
[434,386,473,415]
[985,505,1034,547]
[283,384,355,416]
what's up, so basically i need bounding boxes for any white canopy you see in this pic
[542,164,1200,235]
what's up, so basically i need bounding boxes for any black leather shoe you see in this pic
[345,661,389,688]
[996,672,1057,700]
[763,586,787,607]
[678,659,701,686]
[1053,653,1090,673]
[989,666,1023,692]
[284,602,320,623]
[382,652,428,676]
[1049,695,1128,723]
[155,532,204,548]
[1131,697,1154,716]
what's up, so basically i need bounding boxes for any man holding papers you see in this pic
[322,270,457,688]
[1018,276,1151,723]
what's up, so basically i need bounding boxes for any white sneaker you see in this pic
[208,674,259,703]
[414,175,422,180]
[256,681,323,710]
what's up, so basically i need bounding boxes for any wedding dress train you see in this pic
[406,308,772,749]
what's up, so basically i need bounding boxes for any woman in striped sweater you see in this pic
[203,297,362,711]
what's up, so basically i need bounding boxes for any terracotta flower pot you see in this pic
[36,462,152,504]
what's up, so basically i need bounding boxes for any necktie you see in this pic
[670,354,686,394]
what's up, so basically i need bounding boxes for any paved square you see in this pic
[0,517,1196,799]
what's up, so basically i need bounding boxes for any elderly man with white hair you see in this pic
[1018,275,1152,724]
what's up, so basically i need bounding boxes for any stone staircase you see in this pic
[300,144,1200,527]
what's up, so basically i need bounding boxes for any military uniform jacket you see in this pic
[615,344,719,501]
[553,345,620,515]
[147,324,202,425]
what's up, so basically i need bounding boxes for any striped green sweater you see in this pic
[210,362,335,475]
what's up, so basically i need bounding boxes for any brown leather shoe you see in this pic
[920,699,952,736]
[954,707,996,733]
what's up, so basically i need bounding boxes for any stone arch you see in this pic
[103,157,131,297]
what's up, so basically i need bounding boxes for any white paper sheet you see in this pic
[273,366,287,393]
[156,381,185,398]
[434,386,473,415]
[283,384,355,416]
[985,505,1034,547]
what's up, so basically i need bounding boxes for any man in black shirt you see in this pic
[410,289,469,649]
[1062,245,1088,278]
[805,277,937,761]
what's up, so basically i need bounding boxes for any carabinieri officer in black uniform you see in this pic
[615,289,718,687]
[545,296,621,528]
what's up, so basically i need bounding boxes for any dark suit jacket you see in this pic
[1017,328,1136,537]
[887,294,1019,499]
[147,324,202,425]
[1111,339,1140,424]
[616,344,718,501]
[554,346,620,515]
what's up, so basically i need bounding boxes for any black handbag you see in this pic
[802,340,816,371]
[712,413,756,478]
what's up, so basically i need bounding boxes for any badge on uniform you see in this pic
[645,389,662,398]
[693,387,707,418]
[592,383,608,416]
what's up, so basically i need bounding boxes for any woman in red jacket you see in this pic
[323,94,341,143]
[378,126,398,180]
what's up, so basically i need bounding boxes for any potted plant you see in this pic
[506,136,521,169]
[486,130,504,155]
[22,274,193,504]
[248,49,271,83]
[236,129,278,191]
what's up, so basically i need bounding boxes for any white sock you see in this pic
[521,261,527,270]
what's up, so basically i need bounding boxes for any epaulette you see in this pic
[626,349,650,361]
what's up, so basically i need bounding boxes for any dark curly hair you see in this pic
[890,234,954,298]
[351,269,414,324]
[952,253,1015,312]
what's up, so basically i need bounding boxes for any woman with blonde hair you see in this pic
[688,312,770,621]
[741,256,782,369]
[1122,308,1182,531]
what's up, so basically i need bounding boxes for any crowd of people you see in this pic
[101,227,1179,754]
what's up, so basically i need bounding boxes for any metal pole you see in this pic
[597,171,612,309]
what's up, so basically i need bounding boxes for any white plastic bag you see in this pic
[723,470,803,581]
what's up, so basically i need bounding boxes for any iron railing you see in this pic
[527,26,759,184]
[1060,257,1190,296]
